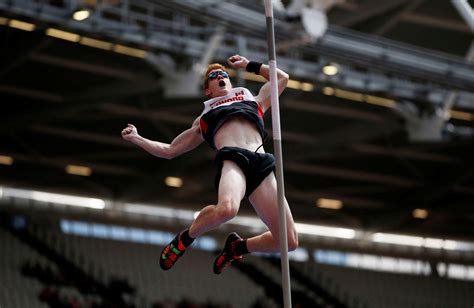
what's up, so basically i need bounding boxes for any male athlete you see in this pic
[121,55,298,274]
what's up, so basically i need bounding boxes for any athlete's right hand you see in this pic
[121,124,139,141]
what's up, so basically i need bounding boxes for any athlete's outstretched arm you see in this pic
[121,117,203,159]
[227,54,289,113]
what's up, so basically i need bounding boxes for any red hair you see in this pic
[203,63,227,90]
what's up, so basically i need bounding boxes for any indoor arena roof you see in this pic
[1,0,473,247]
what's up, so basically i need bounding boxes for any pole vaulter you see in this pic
[122,2,299,305]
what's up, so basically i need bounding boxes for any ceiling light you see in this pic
[372,233,424,247]
[301,82,314,92]
[124,203,195,221]
[46,28,81,42]
[317,198,343,210]
[1,186,104,209]
[449,110,473,121]
[371,232,474,251]
[0,155,13,165]
[322,86,335,95]
[80,36,113,50]
[0,17,9,25]
[30,191,104,209]
[322,64,338,76]
[164,176,183,188]
[424,238,444,249]
[413,208,428,219]
[72,9,91,21]
[287,79,302,89]
[334,88,365,102]
[113,44,147,58]
[9,19,35,31]
[296,222,355,239]
[366,95,396,108]
[66,165,92,176]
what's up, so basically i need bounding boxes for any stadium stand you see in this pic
[2,214,474,308]
[0,227,49,308]
[295,260,474,308]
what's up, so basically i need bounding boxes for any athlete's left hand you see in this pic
[227,54,249,70]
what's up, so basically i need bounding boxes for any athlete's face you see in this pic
[205,69,232,98]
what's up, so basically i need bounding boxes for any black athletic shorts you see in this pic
[214,146,275,197]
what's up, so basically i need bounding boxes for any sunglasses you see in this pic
[207,70,229,80]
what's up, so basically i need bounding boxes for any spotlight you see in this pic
[322,63,339,76]
[412,208,429,219]
[413,208,429,219]
[72,9,91,21]
[66,165,92,176]
[164,176,183,188]
[0,155,14,165]
[316,198,343,210]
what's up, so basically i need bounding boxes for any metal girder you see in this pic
[337,0,410,28]
[1,0,473,94]
[162,25,225,98]
[0,150,145,177]
[287,188,386,209]
[286,162,420,188]
[164,1,474,92]
[311,26,474,92]
[401,12,472,33]
[30,124,134,147]
[66,79,161,103]
[365,167,474,233]
[285,99,390,123]
[29,53,141,80]
[351,143,461,164]
[285,121,401,162]
[0,85,64,102]
[1,81,161,130]
[373,0,425,36]
[337,0,472,34]
[399,41,474,141]
[101,104,196,126]
[0,37,53,78]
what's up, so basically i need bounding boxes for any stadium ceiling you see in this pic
[1,0,474,248]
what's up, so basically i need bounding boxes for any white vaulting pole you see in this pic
[451,0,474,32]
[263,1,292,307]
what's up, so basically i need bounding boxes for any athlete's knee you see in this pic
[216,198,239,222]
[287,228,299,251]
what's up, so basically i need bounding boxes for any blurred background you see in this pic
[1,0,473,307]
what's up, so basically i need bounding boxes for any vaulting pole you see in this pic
[263,1,292,307]
[451,0,474,32]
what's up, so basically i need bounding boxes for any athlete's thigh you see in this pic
[248,173,295,234]
[218,160,246,204]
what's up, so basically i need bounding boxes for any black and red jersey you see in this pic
[199,87,266,149]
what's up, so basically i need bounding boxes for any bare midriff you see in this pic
[213,116,265,153]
